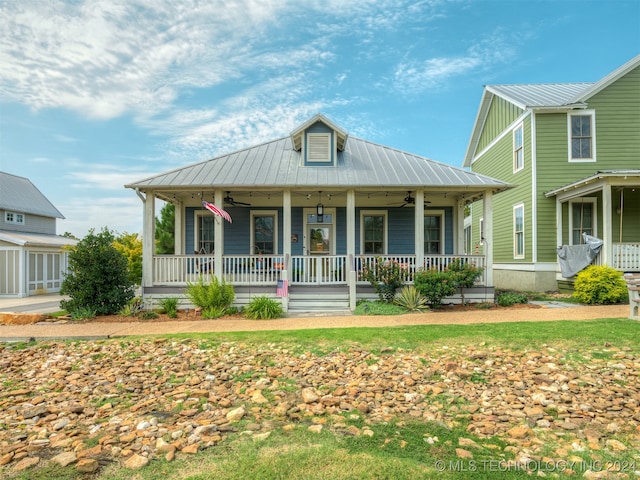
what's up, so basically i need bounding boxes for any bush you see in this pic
[573,265,628,305]
[69,306,96,320]
[413,269,457,307]
[160,297,179,318]
[186,276,235,310]
[496,291,529,307]
[60,229,135,316]
[360,257,407,303]
[244,295,283,320]
[394,286,430,312]
[447,259,484,305]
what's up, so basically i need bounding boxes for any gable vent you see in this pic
[307,133,331,163]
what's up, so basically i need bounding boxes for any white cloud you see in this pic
[58,194,143,238]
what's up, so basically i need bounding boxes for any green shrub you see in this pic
[160,297,179,318]
[496,291,529,307]
[202,306,226,319]
[139,311,159,320]
[186,276,235,310]
[573,265,628,305]
[244,295,283,320]
[447,259,484,305]
[60,229,135,316]
[120,297,144,317]
[69,306,96,320]
[394,286,430,312]
[360,257,407,303]
[354,301,407,315]
[413,269,457,307]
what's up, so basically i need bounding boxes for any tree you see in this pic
[60,228,134,316]
[155,202,175,254]
[113,232,143,285]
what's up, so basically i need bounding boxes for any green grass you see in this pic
[354,300,407,315]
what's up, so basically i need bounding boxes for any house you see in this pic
[463,56,640,292]
[0,172,77,297]
[126,114,512,312]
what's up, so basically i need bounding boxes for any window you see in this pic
[568,111,596,162]
[513,204,525,259]
[195,213,215,254]
[570,199,596,245]
[5,211,25,225]
[513,124,524,172]
[424,213,444,254]
[251,211,278,254]
[361,212,386,254]
[464,225,472,255]
[307,133,331,163]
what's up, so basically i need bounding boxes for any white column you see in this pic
[482,190,493,286]
[214,190,224,282]
[174,201,183,255]
[414,190,424,268]
[142,191,155,288]
[602,183,612,266]
[347,189,356,310]
[281,189,291,313]
[456,200,465,254]
[555,197,563,249]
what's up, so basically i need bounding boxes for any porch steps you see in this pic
[287,290,350,313]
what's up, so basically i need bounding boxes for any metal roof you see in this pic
[126,134,511,191]
[0,172,64,219]
[0,230,77,247]
[545,169,640,197]
[486,83,592,109]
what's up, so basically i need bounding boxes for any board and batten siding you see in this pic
[471,115,533,263]
[476,96,524,154]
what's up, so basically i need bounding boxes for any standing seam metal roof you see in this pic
[0,172,64,219]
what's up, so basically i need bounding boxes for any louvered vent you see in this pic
[307,133,331,163]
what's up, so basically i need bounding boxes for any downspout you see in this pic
[135,188,146,203]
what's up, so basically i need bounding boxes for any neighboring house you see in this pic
[0,172,77,297]
[464,55,640,292]
[126,114,512,312]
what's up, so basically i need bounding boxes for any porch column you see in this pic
[456,200,465,254]
[142,191,155,289]
[347,189,356,310]
[214,190,223,282]
[414,190,424,269]
[555,197,563,250]
[482,190,493,286]
[602,183,613,266]
[174,201,183,255]
[282,189,291,313]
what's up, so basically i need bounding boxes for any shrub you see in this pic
[69,306,96,320]
[120,297,144,317]
[413,269,457,307]
[573,265,628,305]
[160,297,179,318]
[244,295,283,320]
[394,286,430,312]
[186,276,235,310]
[60,229,135,316]
[496,291,529,307]
[360,257,407,303]
[202,306,226,319]
[447,259,484,305]
[139,311,159,320]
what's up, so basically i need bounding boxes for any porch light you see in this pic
[317,191,324,222]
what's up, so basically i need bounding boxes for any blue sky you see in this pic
[1,0,638,238]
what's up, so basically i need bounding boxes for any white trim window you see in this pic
[424,210,445,254]
[194,211,215,254]
[360,210,387,254]
[251,210,278,254]
[569,198,597,245]
[513,123,524,172]
[568,110,596,162]
[5,211,25,225]
[513,203,525,259]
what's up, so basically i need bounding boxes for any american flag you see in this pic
[276,279,288,297]
[202,201,232,223]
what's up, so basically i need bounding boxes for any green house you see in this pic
[464,55,640,292]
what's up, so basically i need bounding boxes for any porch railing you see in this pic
[613,243,640,271]
[152,253,487,286]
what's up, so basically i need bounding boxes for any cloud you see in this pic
[59,194,143,237]
[65,164,158,190]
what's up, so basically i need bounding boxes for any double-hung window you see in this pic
[513,124,524,172]
[513,204,525,259]
[568,111,596,162]
[251,212,277,254]
[361,212,386,254]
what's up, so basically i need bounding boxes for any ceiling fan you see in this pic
[224,191,251,206]
[390,191,430,207]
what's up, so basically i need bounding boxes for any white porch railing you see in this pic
[613,243,640,271]
[152,253,487,285]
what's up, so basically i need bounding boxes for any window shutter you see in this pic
[307,133,331,162]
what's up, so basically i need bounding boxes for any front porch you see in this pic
[148,253,490,311]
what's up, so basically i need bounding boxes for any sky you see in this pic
[1,0,638,239]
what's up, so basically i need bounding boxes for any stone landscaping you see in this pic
[1,338,638,477]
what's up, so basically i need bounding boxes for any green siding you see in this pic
[476,96,524,153]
